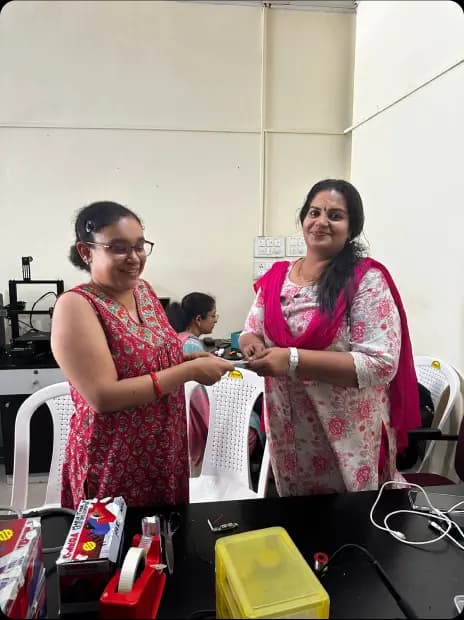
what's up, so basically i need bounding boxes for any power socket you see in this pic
[253,259,278,280]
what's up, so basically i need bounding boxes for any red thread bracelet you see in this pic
[150,372,163,399]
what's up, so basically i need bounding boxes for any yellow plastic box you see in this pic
[215,526,330,619]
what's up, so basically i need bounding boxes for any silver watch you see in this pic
[288,347,299,376]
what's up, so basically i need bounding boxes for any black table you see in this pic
[43,488,464,619]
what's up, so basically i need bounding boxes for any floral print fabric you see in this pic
[243,264,403,496]
[61,279,189,509]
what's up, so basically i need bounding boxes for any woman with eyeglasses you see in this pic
[51,201,234,509]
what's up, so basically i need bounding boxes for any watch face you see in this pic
[288,347,299,375]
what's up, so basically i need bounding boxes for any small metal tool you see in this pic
[207,519,239,533]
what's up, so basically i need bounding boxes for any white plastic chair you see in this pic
[10,382,74,512]
[257,438,271,498]
[185,368,270,502]
[414,356,461,472]
[184,380,198,421]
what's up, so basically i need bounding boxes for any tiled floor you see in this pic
[0,464,47,509]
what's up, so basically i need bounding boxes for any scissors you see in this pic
[160,512,181,575]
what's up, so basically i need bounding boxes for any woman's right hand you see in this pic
[188,356,235,385]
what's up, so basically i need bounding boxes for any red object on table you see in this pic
[313,552,329,572]
[100,534,166,619]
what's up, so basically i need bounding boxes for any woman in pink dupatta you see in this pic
[240,179,421,497]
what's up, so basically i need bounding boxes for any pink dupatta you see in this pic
[254,258,421,453]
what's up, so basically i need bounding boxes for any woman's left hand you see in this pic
[183,351,214,362]
[247,347,290,377]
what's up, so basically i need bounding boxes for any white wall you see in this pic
[0,0,354,337]
[265,9,354,235]
[350,0,464,372]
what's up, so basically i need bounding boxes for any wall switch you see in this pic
[286,235,306,257]
[254,236,285,258]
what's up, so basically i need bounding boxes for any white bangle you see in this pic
[288,347,299,376]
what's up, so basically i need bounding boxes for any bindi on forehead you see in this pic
[309,204,347,213]
[311,190,347,210]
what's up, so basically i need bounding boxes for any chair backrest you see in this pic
[11,382,73,510]
[414,356,460,420]
[184,375,271,497]
[184,380,198,413]
[193,369,264,488]
[257,438,271,498]
[455,416,464,482]
[414,356,461,472]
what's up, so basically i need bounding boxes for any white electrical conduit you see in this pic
[258,3,269,236]
[344,58,464,134]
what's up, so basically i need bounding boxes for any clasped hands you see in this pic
[183,351,235,385]
[183,347,292,379]
[241,343,290,377]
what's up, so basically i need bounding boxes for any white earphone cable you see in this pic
[370,481,464,548]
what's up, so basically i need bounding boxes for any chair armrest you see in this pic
[408,428,459,441]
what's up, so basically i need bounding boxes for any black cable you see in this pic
[45,564,57,578]
[29,291,57,330]
[20,507,75,555]
[187,610,216,619]
[318,544,418,619]
[18,318,39,332]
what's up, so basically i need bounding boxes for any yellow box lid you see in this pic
[215,526,329,618]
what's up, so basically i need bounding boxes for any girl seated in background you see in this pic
[166,292,218,354]
[167,293,262,474]
[166,293,218,472]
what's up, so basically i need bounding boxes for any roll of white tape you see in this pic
[117,547,146,593]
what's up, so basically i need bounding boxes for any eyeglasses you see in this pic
[86,240,154,256]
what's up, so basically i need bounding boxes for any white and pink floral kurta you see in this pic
[243,264,403,496]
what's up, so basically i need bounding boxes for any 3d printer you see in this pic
[0,258,65,477]
[1,257,64,362]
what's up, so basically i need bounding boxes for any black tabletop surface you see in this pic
[41,488,464,619]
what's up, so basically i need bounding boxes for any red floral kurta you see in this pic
[61,279,189,509]
[243,265,404,496]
